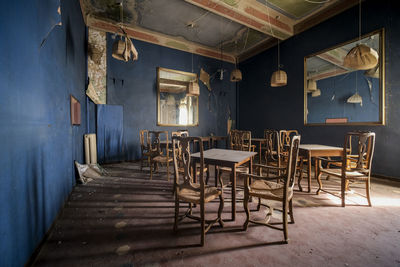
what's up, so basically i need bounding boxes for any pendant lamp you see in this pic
[230,68,242,82]
[307,79,317,93]
[342,0,378,70]
[111,1,138,62]
[347,92,363,106]
[271,39,287,87]
[311,89,321,97]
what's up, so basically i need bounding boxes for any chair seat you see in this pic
[153,155,173,163]
[177,184,221,204]
[249,180,293,201]
[320,168,369,180]
[218,166,249,173]
[143,150,159,157]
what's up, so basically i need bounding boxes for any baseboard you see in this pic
[372,173,400,183]
[24,187,75,267]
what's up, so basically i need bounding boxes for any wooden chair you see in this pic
[260,130,281,175]
[149,131,173,181]
[172,131,210,181]
[139,130,158,171]
[242,135,300,243]
[279,130,299,157]
[316,131,376,207]
[172,136,224,246]
[217,130,252,185]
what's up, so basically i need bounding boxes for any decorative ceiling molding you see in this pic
[79,0,361,63]
[184,0,294,40]
[85,16,236,63]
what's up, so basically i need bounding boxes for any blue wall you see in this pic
[0,0,87,266]
[107,36,237,160]
[238,0,400,178]
[307,72,380,123]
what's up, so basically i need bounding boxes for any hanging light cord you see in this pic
[277,39,280,69]
[358,0,361,43]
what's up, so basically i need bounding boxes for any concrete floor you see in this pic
[32,162,400,267]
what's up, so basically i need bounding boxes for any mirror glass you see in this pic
[304,29,385,125]
[157,67,199,126]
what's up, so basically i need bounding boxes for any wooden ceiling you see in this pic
[79,0,359,63]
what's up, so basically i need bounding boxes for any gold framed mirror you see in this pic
[157,67,199,126]
[304,28,385,125]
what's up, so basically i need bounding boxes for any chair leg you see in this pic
[257,197,261,211]
[218,193,224,227]
[243,191,250,231]
[283,200,289,243]
[140,157,143,171]
[289,198,294,224]
[206,164,210,185]
[150,160,153,180]
[166,161,170,181]
[189,203,193,215]
[316,172,323,195]
[366,179,372,206]
[174,196,179,232]
[200,202,205,246]
[341,178,346,207]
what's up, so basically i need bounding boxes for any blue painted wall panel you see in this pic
[97,104,124,163]
[106,36,237,160]
[0,0,87,266]
[238,0,400,178]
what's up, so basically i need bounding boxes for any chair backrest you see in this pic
[343,131,375,174]
[279,130,299,155]
[172,131,189,138]
[139,130,150,152]
[172,136,204,189]
[285,135,301,193]
[229,130,252,151]
[263,130,280,164]
[149,130,169,157]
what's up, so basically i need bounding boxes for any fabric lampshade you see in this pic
[230,69,242,82]
[343,44,378,70]
[270,70,287,87]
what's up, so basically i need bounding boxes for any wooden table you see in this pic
[210,136,228,148]
[160,136,212,152]
[252,138,267,164]
[191,149,257,221]
[298,144,343,193]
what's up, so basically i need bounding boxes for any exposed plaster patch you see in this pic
[87,28,107,104]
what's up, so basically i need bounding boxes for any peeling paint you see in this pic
[87,28,107,104]
[165,41,189,51]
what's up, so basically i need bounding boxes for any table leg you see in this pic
[314,157,319,191]
[214,164,218,187]
[259,142,262,164]
[231,164,236,221]
[316,158,323,195]
[308,153,312,193]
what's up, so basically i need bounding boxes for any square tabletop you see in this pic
[191,148,257,163]
[299,144,343,151]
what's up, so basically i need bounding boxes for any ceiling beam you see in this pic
[184,0,294,40]
[307,67,349,81]
[85,15,236,63]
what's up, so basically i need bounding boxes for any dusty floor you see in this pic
[32,162,400,267]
